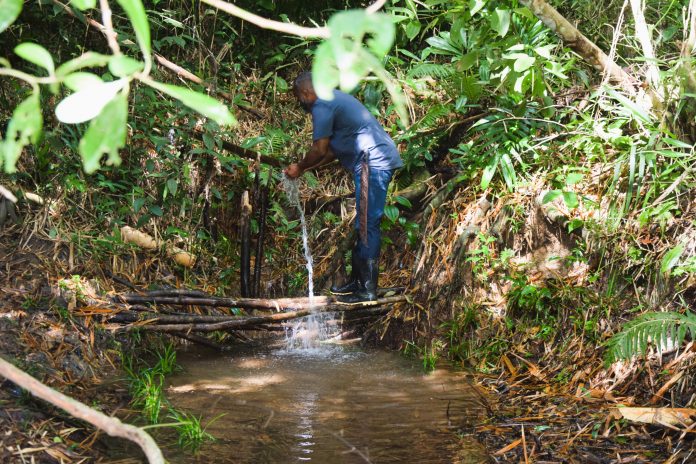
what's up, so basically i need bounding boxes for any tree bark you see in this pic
[253,186,268,297]
[519,0,636,91]
[0,356,164,464]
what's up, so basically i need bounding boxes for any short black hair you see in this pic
[293,72,313,92]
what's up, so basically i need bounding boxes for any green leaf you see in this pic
[0,0,22,33]
[481,156,498,190]
[56,79,127,124]
[513,55,536,72]
[562,191,578,209]
[403,20,421,40]
[490,9,511,37]
[149,205,163,217]
[565,172,583,186]
[109,55,144,77]
[56,52,111,76]
[2,93,42,173]
[457,52,478,71]
[542,190,562,204]
[605,88,652,123]
[314,9,395,99]
[534,44,555,59]
[394,196,412,208]
[312,42,341,100]
[62,72,103,92]
[202,133,215,151]
[70,0,96,10]
[166,178,178,196]
[145,80,236,126]
[133,197,146,213]
[567,218,584,233]
[661,243,685,275]
[115,0,151,61]
[384,204,399,222]
[78,93,127,174]
[14,43,55,75]
[469,0,486,16]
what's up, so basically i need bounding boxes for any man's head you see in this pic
[293,72,317,113]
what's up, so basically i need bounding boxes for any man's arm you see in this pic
[285,137,334,178]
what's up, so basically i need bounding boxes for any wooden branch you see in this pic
[120,296,407,333]
[240,191,252,297]
[117,287,405,310]
[190,131,282,167]
[0,356,164,464]
[201,0,329,38]
[519,0,636,92]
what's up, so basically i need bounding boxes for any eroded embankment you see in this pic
[376,173,696,463]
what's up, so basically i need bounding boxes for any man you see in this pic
[284,72,403,303]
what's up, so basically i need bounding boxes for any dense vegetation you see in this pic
[1,0,695,461]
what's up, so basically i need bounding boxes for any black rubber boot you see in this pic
[338,259,378,304]
[331,254,363,294]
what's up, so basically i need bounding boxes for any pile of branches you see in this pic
[79,288,408,346]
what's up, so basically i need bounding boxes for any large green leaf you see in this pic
[55,79,127,124]
[71,0,96,10]
[2,93,42,173]
[56,52,111,76]
[79,93,128,174]
[481,155,499,189]
[62,72,103,92]
[661,243,685,275]
[116,0,151,61]
[513,55,536,72]
[0,0,22,33]
[490,9,511,37]
[146,80,236,126]
[14,43,55,75]
[109,55,144,77]
[313,10,395,100]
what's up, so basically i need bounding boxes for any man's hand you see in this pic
[284,163,303,179]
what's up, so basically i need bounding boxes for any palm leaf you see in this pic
[606,311,696,364]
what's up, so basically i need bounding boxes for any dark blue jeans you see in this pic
[353,167,395,260]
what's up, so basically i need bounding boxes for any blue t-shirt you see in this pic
[311,90,403,172]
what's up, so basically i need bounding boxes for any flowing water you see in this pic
[281,176,336,351]
[165,346,489,463]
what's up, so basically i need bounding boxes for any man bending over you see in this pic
[284,72,403,303]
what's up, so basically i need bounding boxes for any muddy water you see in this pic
[165,346,489,463]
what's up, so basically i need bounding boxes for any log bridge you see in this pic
[97,288,407,345]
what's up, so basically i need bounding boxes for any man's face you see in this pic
[294,87,313,113]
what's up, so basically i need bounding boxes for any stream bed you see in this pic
[164,344,489,463]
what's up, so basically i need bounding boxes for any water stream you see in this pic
[157,178,488,462]
[281,176,336,351]
[165,346,489,463]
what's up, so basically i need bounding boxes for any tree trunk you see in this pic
[240,191,252,297]
[519,0,636,91]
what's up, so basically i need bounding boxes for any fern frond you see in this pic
[414,104,451,131]
[408,63,456,79]
[606,311,696,364]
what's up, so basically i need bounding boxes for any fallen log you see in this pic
[118,295,407,333]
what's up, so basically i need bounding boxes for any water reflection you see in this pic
[165,347,489,463]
